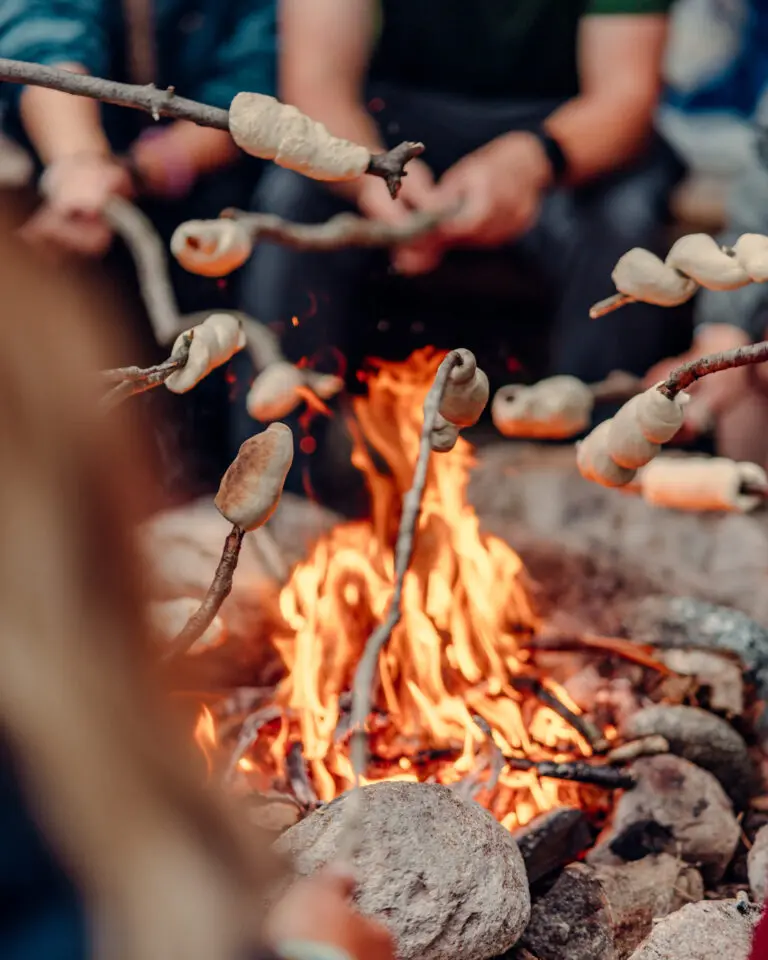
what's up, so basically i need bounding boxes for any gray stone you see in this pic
[621,705,755,808]
[592,755,740,884]
[627,899,761,960]
[748,824,768,904]
[275,781,530,960]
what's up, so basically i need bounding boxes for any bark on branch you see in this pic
[0,58,422,195]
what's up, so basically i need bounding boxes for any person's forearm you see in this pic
[20,63,111,164]
[543,92,656,185]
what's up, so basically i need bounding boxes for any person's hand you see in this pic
[266,866,395,960]
[352,158,446,276]
[21,152,134,256]
[129,126,198,200]
[644,323,753,438]
[430,132,553,248]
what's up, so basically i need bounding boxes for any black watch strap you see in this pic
[531,127,569,186]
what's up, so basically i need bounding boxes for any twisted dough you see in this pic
[171,219,252,278]
[576,384,688,488]
[165,314,246,394]
[639,456,767,513]
[228,93,370,181]
[492,375,594,439]
[611,232,768,307]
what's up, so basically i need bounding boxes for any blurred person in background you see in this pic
[0,205,393,960]
[236,0,685,499]
[647,0,768,467]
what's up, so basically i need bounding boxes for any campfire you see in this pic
[201,350,600,827]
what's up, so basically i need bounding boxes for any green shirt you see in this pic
[371,0,672,100]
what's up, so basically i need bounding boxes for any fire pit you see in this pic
[144,350,768,960]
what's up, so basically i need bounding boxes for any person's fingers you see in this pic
[393,242,444,276]
[315,864,358,899]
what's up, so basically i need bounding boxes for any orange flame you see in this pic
[194,705,218,777]
[227,350,591,828]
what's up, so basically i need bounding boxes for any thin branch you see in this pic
[503,755,636,790]
[507,676,610,754]
[99,335,192,410]
[220,207,444,251]
[338,349,465,860]
[0,59,422,196]
[104,198,181,346]
[590,292,636,319]
[0,58,229,127]
[163,524,245,662]
[659,341,768,400]
[367,141,426,198]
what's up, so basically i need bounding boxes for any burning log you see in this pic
[591,755,740,883]
[507,675,609,753]
[621,704,756,808]
[512,807,593,885]
[276,781,531,960]
[521,854,704,960]
[0,58,423,197]
[626,899,761,960]
[503,756,635,790]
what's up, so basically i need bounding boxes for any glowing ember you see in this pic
[238,350,591,828]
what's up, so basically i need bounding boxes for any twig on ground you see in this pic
[607,736,670,764]
[338,349,466,860]
[219,207,444,251]
[528,633,672,674]
[286,742,320,811]
[506,676,610,754]
[99,335,192,410]
[163,524,245,662]
[0,59,422,195]
[104,198,181,345]
[659,342,768,400]
[504,756,636,790]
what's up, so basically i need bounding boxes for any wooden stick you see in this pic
[286,742,320,811]
[99,335,192,410]
[220,207,444,251]
[0,58,422,196]
[504,756,635,789]
[163,524,245,662]
[659,341,768,400]
[339,350,466,860]
[225,705,282,780]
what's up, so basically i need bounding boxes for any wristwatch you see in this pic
[530,126,569,187]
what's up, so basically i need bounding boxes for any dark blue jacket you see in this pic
[0,0,276,151]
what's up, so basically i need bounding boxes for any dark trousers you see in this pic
[233,85,690,509]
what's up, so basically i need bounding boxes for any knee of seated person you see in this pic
[253,167,348,223]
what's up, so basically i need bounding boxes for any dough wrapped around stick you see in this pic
[438,348,489,428]
[171,219,252,277]
[665,234,751,290]
[246,362,343,422]
[165,313,246,394]
[612,248,697,307]
[229,93,371,181]
[576,419,638,488]
[215,423,294,531]
[578,385,688,488]
[732,233,768,282]
[640,456,768,513]
[430,413,460,453]
[493,375,594,439]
